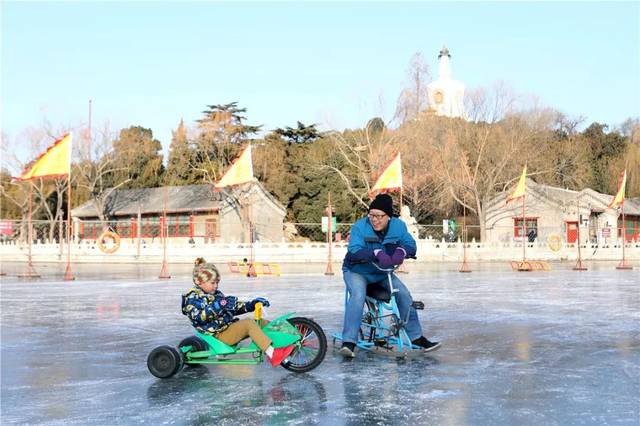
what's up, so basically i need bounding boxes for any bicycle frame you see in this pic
[334,265,419,355]
[356,268,415,353]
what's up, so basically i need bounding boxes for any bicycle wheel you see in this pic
[281,317,327,373]
[178,336,208,367]
[147,345,182,378]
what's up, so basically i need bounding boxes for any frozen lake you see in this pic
[1,264,639,425]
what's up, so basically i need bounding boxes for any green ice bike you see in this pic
[147,304,327,378]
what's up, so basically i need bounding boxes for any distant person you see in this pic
[339,194,440,358]
[181,258,294,366]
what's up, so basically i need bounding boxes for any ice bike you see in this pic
[148,303,327,378]
[333,261,432,358]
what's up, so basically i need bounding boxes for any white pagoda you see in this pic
[427,45,466,119]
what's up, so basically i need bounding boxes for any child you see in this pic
[181,258,294,367]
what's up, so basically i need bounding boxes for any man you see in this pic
[339,194,440,358]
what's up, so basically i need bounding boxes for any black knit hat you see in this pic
[369,194,394,217]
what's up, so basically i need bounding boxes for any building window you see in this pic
[80,221,101,239]
[166,214,190,237]
[115,220,132,238]
[618,216,639,241]
[141,216,161,239]
[514,218,538,239]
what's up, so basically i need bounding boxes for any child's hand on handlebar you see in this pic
[246,297,270,311]
[254,297,270,307]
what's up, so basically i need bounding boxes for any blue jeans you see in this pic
[341,269,423,344]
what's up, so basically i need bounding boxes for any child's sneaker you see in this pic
[269,345,296,367]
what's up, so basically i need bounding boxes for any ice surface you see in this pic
[1,263,639,425]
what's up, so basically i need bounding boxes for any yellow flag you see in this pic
[608,169,626,208]
[506,165,527,203]
[18,133,71,181]
[215,145,255,188]
[370,153,403,198]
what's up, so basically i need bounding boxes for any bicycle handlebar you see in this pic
[370,255,416,272]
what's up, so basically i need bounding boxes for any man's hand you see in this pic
[390,247,407,265]
[375,250,395,268]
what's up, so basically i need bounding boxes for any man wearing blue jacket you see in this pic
[339,194,440,358]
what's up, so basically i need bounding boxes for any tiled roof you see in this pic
[71,182,285,218]
[487,179,640,215]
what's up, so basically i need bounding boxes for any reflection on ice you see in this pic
[1,265,639,424]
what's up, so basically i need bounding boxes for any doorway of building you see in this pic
[566,221,578,243]
[205,218,218,243]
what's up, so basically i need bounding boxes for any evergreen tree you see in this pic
[112,126,164,188]
[192,102,262,183]
[165,119,200,185]
[583,123,627,193]
[273,121,321,144]
[197,102,261,145]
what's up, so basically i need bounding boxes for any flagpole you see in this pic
[518,195,531,271]
[573,197,587,270]
[245,188,257,278]
[19,186,40,278]
[459,195,471,273]
[63,176,75,280]
[64,134,75,281]
[522,195,526,261]
[58,212,63,258]
[325,191,335,276]
[248,201,257,277]
[159,186,171,279]
[616,203,632,270]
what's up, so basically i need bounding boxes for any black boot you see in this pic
[412,336,441,352]
[339,342,356,358]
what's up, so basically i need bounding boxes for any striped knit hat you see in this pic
[192,257,220,286]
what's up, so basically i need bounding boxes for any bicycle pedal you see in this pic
[411,301,425,310]
[373,339,388,347]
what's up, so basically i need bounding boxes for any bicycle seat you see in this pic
[195,331,236,355]
[366,282,391,302]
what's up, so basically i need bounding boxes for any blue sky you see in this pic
[2,1,639,162]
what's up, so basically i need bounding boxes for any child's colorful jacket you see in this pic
[181,287,250,335]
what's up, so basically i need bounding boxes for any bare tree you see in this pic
[74,123,130,221]
[319,123,400,210]
[191,102,262,184]
[0,126,70,241]
[394,52,432,125]
[399,84,558,239]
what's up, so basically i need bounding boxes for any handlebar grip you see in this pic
[254,302,263,320]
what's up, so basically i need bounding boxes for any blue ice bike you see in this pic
[333,262,428,358]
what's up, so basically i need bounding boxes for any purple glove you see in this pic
[375,250,395,268]
[390,247,407,265]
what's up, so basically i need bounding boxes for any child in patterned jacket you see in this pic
[181,258,294,366]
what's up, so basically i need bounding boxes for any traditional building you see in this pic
[484,179,640,244]
[71,182,286,243]
[427,45,466,119]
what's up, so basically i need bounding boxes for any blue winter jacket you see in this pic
[342,216,417,281]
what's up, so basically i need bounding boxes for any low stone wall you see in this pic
[1,239,638,264]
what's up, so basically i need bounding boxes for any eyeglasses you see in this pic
[368,213,388,221]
